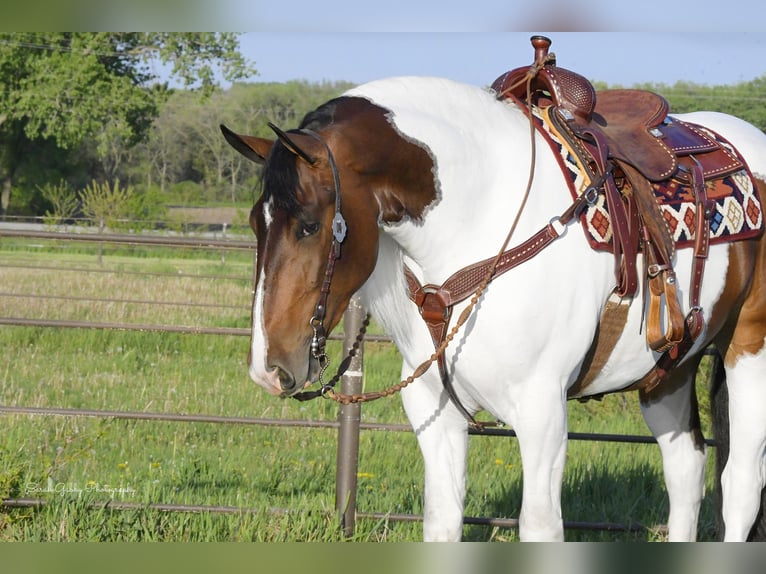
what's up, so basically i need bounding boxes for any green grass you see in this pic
[0,238,722,541]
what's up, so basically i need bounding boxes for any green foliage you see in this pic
[126,186,169,228]
[1,33,254,149]
[79,179,134,230]
[0,33,255,215]
[166,181,206,206]
[38,180,79,226]
[14,42,155,151]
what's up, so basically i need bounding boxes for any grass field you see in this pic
[0,234,723,541]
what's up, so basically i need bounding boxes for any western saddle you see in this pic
[406,36,749,425]
[493,36,749,386]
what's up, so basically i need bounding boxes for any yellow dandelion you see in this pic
[494,458,504,466]
[117,462,128,470]
[151,462,161,469]
[357,472,376,479]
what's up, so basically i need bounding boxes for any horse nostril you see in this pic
[272,366,296,392]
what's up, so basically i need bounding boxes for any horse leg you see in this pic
[719,350,766,541]
[639,358,707,542]
[511,381,568,541]
[400,366,469,542]
[714,234,766,541]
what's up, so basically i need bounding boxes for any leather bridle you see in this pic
[267,124,372,403]
[292,128,348,393]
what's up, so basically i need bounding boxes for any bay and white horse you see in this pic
[221,76,766,541]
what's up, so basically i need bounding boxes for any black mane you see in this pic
[260,97,348,215]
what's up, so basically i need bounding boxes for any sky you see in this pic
[237,32,766,88]
[4,0,763,89]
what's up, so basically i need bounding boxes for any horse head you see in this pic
[221,96,437,397]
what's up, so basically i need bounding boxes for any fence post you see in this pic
[335,296,365,538]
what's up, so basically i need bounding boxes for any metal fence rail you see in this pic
[0,228,254,250]
[0,261,250,282]
[1,228,708,538]
[0,497,665,535]
[0,403,703,445]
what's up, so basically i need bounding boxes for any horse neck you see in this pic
[357,232,416,347]
[357,82,568,284]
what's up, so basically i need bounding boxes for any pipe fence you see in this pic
[1,227,717,538]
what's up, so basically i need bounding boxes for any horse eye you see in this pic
[298,221,320,239]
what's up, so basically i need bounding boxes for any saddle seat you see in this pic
[589,90,674,181]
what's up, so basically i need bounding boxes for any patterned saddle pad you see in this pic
[530,105,763,253]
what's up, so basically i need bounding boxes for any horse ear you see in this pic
[220,124,272,165]
[267,122,318,166]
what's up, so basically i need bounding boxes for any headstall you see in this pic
[271,126,350,398]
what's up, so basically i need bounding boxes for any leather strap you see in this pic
[565,122,640,297]
[643,229,686,352]
[633,159,710,392]
[299,129,348,373]
[405,190,597,425]
[619,161,686,353]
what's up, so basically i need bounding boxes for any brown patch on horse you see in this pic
[324,97,438,224]
[715,178,766,366]
[270,96,439,335]
[224,96,440,389]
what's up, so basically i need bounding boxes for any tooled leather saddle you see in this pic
[490,36,758,388]
[406,35,760,424]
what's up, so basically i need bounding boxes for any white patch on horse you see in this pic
[719,341,766,540]
[263,197,274,229]
[249,269,281,395]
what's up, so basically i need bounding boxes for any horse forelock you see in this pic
[261,142,301,217]
[259,98,349,218]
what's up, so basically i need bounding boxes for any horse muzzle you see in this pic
[254,358,318,398]
[272,365,302,396]
[248,363,284,396]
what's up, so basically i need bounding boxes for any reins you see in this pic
[294,63,549,409]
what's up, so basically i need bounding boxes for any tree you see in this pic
[135,96,188,193]
[38,179,78,226]
[0,32,256,216]
[80,178,134,265]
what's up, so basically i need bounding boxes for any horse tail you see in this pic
[709,351,766,541]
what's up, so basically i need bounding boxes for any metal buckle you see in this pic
[583,185,599,206]
[309,315,326,357]
[548,216,567,238]
[417,286,451,322]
